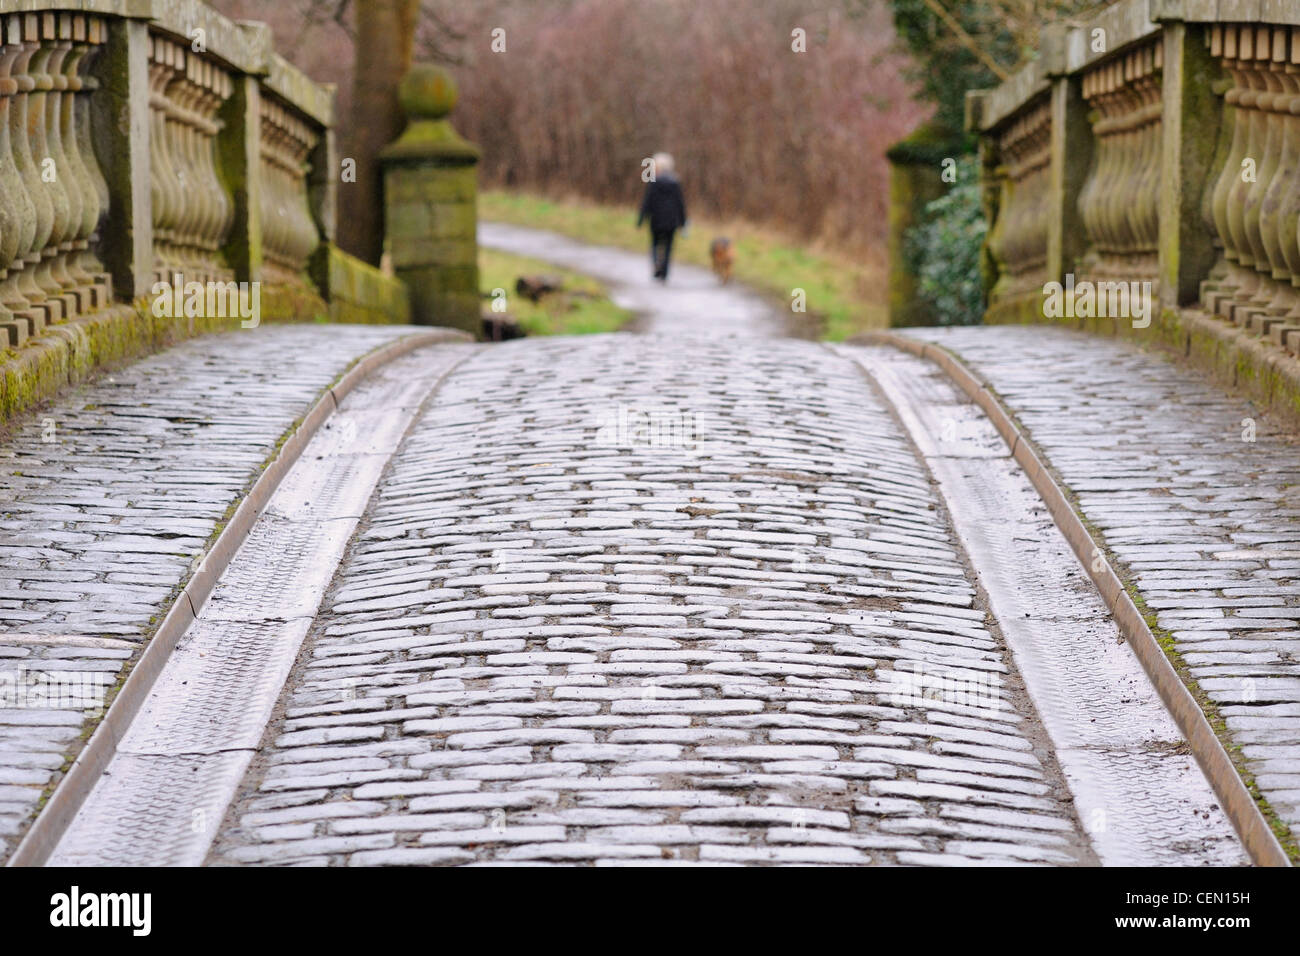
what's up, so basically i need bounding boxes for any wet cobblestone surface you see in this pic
[0,324,426,859]
[211,335,1105,866]
[907,325,1300,838]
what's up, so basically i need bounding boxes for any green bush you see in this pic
[906,155,986,325]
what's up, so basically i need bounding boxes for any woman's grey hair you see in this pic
[653,152,675,177]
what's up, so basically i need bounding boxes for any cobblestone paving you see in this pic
[0,324,427,860]
[212,335,1103,866]
[906,325,1300,838]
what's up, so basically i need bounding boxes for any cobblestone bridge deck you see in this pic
[1,228,1291,866]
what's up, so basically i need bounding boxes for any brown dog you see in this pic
[710,237,735,284]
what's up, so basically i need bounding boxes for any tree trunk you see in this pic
[342,0,420,265]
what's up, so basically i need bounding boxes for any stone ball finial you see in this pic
[399,64,458,120]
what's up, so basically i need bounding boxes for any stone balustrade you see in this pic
[259,94,320,282]
[147,32,233,285]
[0,11,110,346]
[985,95,1052,322]
[0,0,346,348]
[1078,37,1162,284]
[1200,23,1300,335]
[965,0,1300,356]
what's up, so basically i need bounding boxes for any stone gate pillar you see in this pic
[380,64,480,336]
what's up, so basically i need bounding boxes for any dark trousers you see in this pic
[651,229,676,279]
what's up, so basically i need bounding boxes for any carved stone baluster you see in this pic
[1239,28,1287,322]
[260,100,283,275]
[1076,68,1101,276]
[291,116,322,272]
[75,17,109,304]
[43,15,80,316]
[59,14,97,308]
[1136,45,1164,280]
[0,17,36,343]
[0,20,34,343]
[59,15,92,297]
[10,14,55,329]
[191,58,222,282]
[999,120,1025,286]
[262,115,286,277]
[176,56,206,280]
[204,65,234,281]
[987,161,1012,303]
[1109,57,1134,270]
[149,38,180,283]
[190,60,218,282]
[1204,26,1250,313]
[28,13,74,320]
[1224,28,1267,320]
[1114,58,1144,271]
[1028,111,1050,278]
[1095,64,1124,274]
[1279,45,1300,322]
[166,51,195,280]
[1256,32,1300,321]
[217,71,236,277]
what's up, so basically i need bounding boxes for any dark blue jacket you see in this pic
[638,175,687,233]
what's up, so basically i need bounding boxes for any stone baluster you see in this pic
[73,16,110,306]
[1237,28,1284,322]
[1224,28,1267,318]
[43,15,80,315]
[984,97,1051,314]
[1133,44,1163,280]
[260,97,321,279]
[1250,29,1299,324]
[9,15,54,329]
[1203,26,1252,315]
[1101,61,1136,269]
[1202,24,1300,331]
[168,48,204,279]
[148,36,181,283]
[1077,41,1162,285]
[187,58,220,282]
[287,113,321,271]
[58,14,106,311]
[154,42,232,285]
[28,13,75,320]
[1272,41,1300,324]
[200,65,234,282]
[166,48,199,279]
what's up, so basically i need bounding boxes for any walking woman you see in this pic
[637,152,688,282]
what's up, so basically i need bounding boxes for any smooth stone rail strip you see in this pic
[0,324,452,863]
[43,344,475,866]
[840,343,1244,865]
[899,324,1299,863]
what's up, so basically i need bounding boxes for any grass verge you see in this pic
[479,246,631,336]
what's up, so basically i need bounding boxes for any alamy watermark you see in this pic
[886,660,1000,714]
[595,403,705,452]
[0,668,111,715]
[1043,273,1152,328]
[151,272,261,328]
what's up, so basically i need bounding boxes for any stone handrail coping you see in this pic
[968,59,1048,134]
[147,0,268,75]
[0,0,333,125]
[265,51,333,128]
[1152,0,1300,26]
[967,0,1300,133]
